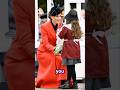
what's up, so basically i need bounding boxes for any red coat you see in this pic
[85,11,111,78]
[59,27,80,59]
[36,20,67,88]
[4,0,34,90]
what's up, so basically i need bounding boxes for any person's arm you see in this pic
[40,25,55,52]
[13,0,34,58]
[58,27,67,39]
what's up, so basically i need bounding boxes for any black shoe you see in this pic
[59,80,70,89]
[73,81,78,89]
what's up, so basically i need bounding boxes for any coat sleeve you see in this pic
[40,25,55,52]
[58,27,67,39]
[13,0,34,58]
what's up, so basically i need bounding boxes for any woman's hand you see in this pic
[54,46,62,55]
[92,30,105,44]
[54,52,61,56]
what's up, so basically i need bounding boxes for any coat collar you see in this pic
[46,20,56,40]
[48,20,56,33]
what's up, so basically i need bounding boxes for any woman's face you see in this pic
[51,13,63,25]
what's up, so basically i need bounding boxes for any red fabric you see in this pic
[59,27,80,59]
[36,21,67,88]
[85,11,111,78]
[6,0,34,60]
[4,0,34,90]
[4,58,34,90]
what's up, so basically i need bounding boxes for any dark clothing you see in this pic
[50,20,58,31]
[4,0,35,90]
[0,82,9,90]
[62,58,81,65]
[5,0,34,61]
[0,53,6,66]
[85,77,111,90]
[85,10,111,90]
[67,65,76,81]
[85,11,111,78]
[59,27,80,60]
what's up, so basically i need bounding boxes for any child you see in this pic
[55,9,82,89]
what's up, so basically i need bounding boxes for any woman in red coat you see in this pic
[85,0,112,90]
[35,6,67,88]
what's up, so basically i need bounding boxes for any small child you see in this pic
[55,9,83,89]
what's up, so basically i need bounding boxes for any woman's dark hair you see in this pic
[48,6,63,18]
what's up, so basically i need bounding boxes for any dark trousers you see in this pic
[67,65,76,81]
[85,77,111,90]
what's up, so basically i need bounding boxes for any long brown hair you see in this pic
[71,20,82,39]
[86,0,112,29]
